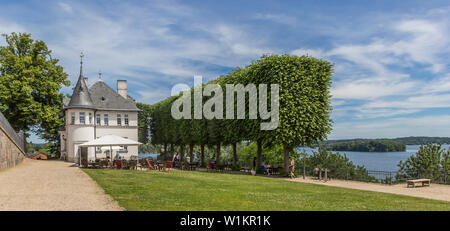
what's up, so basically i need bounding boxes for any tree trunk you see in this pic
[256,139,262,169]
[283,145,290,173]
[163,143,167,155]
[201,144,205,167]
[232,142,238,167]
[189,144,194,162]
[215,143,221,165]
[179,145,185,162]
[170,143,174,157]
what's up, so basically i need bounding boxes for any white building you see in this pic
[59,57,140,163]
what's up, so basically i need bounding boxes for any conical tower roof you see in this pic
[67,53,94,108]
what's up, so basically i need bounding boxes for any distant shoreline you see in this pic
[322,137,450,146]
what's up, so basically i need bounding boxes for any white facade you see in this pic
[60,57,141,163]
[60,109,138,162]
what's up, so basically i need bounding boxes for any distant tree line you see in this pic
[323,137,450,146]
[330,140,406,152]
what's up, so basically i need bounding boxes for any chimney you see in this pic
[84,77,88,86]
[117,80,127,98]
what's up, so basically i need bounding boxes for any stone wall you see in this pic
[0,112,26,170]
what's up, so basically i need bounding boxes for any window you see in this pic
[122,137,128,151]
[79,112,85,124]
[89,113,92,124]
[71,112,75,125]
[96,114,100,125]
[124,114,129,126]
[104,114,109,126]
[117,114,121,126]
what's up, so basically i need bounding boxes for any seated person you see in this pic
[266,162,271,175]
[262,162,271,175]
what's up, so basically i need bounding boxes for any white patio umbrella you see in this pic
[79,135,141,160]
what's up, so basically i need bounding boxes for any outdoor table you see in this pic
[157,162,165,171]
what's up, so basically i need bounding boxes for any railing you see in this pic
[297,166,450,185]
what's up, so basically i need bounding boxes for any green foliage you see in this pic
[145,54,333,172]
[397,144,450,183]
[245,54,333,149]
[137,102,152,144]
[138,143,162,154]
[25,142,34,153]
[237,141,301,166]
[330,140,406,152]
[0,32,70,155]
[301,147,377,182]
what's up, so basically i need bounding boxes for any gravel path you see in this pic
[0,159,123,211]
[288,177,450,202]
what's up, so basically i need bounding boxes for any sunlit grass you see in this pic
[83,169,450,211]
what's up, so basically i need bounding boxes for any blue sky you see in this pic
[0,0,449,143]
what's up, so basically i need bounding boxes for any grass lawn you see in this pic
[83,169,450,211]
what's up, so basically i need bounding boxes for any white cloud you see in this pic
[253,13,298,26]
[137,89,171,104]
[330,115,450,139]
[366,93,450,109]
[0,19,26,34]
[292,15,450,129]
[58,2,73,13]
[291,48,326,59]
[19,1,274,93]
[297,18,449,102]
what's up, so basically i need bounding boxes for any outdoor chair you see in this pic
[138,159,146,169]
[156,161,165,171]
[115,159,122,169]
[165,161,173,169]
[146,159,154,169]
[271,165,280,175]
[207,162,215,170]
[128,159,137,170]
[122,159,128,169]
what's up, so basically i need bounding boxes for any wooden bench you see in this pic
[407,179,431,188]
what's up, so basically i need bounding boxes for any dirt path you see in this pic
[0,159,123,211]
[288,177,450,202]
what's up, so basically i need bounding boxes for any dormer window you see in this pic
[101,96,106,101]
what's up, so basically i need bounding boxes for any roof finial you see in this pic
[80,52,84,77]
[98,70,103,81]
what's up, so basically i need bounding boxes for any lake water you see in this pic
[141,144,450,172]
[139,153,159,159]
[297,144,450,171]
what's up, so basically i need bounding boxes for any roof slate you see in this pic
[65,78,139,111]
[67,74,94,107]
[88,81,139,111]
